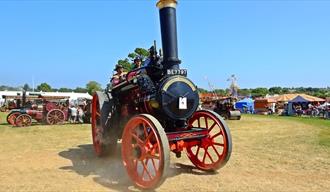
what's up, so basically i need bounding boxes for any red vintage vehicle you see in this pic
[91,0,232,189]
[6,95,69,127]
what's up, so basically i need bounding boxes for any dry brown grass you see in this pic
[0,112,329,191]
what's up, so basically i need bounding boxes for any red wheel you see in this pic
[46,109,65,125]
[186,110,232,171]
[15,114,32,127]
[91,92,117,157]
[122,114,170,189]
[7,112,21,126]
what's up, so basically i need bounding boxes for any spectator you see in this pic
[77,106,84,123]
[69,105,77,123]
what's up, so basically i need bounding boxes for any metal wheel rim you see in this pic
[47,109,65,124]
[186,110,230,171]
[91,94,102,156]
[122,115,166,189]
[7,112,20,126]
[16,114,32,127]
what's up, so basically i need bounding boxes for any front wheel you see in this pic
[7,112,21,126]
[121,114,170,189]
[15,114,32,127]
[186,110,232,171]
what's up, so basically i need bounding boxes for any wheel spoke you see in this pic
[213,142,224,147]
[143,123,148,139]
[151,157,158,171]
[145,128,154,144]
[205,116,208,128]
[208,121,216,133]
[147,153,160,160]
[142,160,153,180]
[211,143,221,157]
[195,145,201,156]
[197,118,200,127]
[134,159,138,170]
[202,148,208,163]
[131,132,144,145]
[206,150,214,163]
[211,130,223,139]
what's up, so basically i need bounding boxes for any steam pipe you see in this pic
[157,0,181,70]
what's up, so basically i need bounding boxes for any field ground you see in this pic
[0,112,329,191]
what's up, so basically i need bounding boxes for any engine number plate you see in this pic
[167,69,187,76]
[179,97,187,109]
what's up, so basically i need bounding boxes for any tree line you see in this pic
[198,86,330,98]
[2,83,329,99]
[2,45,329,98]
[0,81,102,95]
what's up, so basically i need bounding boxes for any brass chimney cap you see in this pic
[156,0,177,9]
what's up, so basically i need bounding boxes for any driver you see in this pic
[111,64,127,86]
[132,56,142,69]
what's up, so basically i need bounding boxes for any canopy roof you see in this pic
[235,98,254,111]
[236,98,254,104]
[274,94,324,102]
[272,94,299,102]
[289,94,325,103]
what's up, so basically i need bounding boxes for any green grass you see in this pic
[0,112,8,126]
[1,112,329,147]
[0,111,329,191]
[243,114,330,147]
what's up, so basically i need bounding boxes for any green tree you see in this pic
[214,89,226,96]
[251,87,268,97]
[37,83,52,92]
[74,87,88,93]
[118,59,132,71]
[128,48,150,61]
[238,88,251,96]
[117,47,150,71]
[58,87,73,92]
[269,87,282,95]
[197,87,208,93]
[86,81,102,95]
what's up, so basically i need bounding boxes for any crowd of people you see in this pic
[292,102,330,118]
[68,105,85,124]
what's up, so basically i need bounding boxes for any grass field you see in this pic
[0,112,329,191]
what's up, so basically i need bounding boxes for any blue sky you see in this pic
[0,1,329,90]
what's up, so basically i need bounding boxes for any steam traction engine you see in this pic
[91,0,232,189]
[7,96,68,127]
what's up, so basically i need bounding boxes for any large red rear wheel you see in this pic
[122,114,170,189]
[186,110,232,171]
[46,109,65,125]
[7,112,21,126]
[91,92,117,157]
[15,114,32,127]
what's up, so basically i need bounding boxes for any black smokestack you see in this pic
[157,0,181,70]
